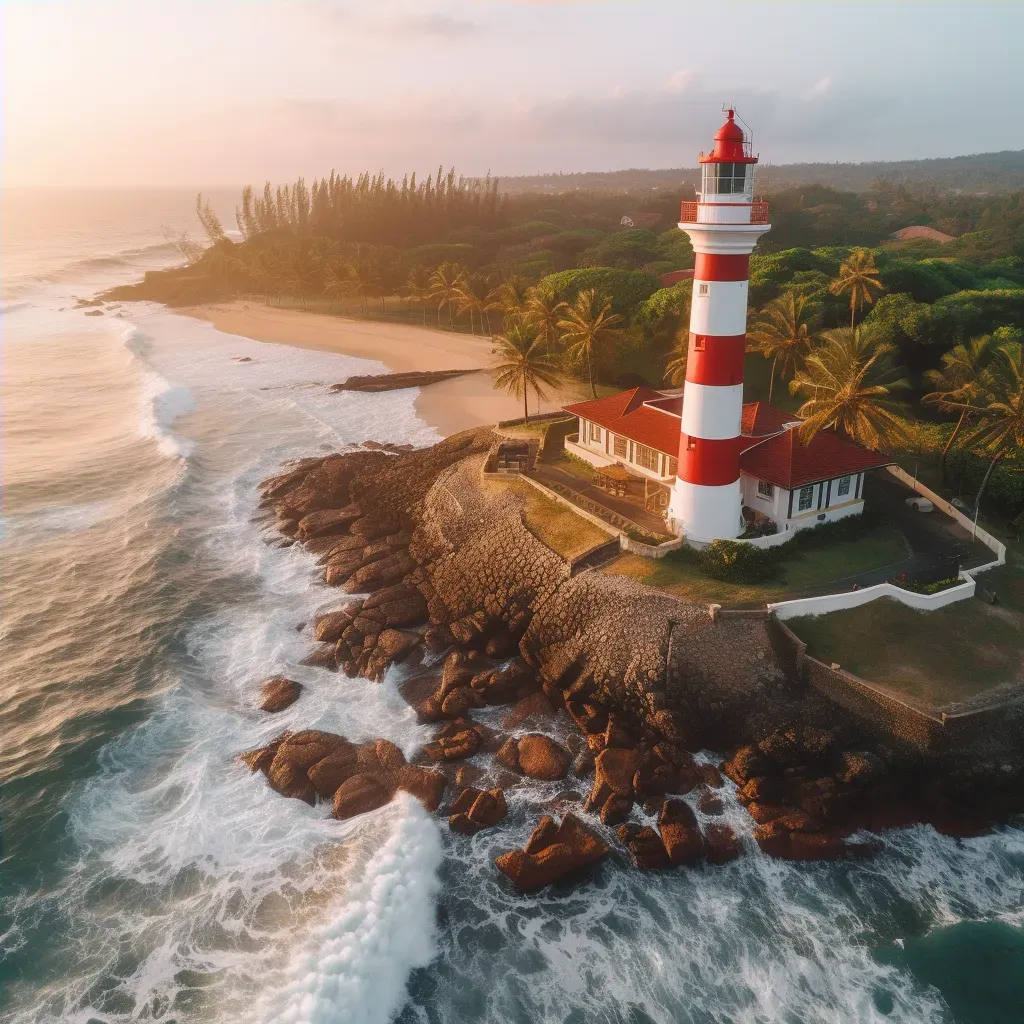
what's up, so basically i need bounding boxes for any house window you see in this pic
[757,480,774,499]
[667,457,678,476]
[698,283,709,296]
[837,475,851,497]
[589,422,601,442]
[798,485,814,512]
[634,444,660,472]
[613,434,628,458]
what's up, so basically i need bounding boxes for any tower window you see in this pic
[698,283,709,296]
[686,437,697,452]
[693,335,706,351]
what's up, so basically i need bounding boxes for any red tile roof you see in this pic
[658,269,695,288]
[741,401,796,437]
[564,388,891,486]
[740,428,892,489]
[565,387,683,456]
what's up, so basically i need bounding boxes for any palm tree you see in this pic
[953,342,1024,519]
[322,261,350,314]
[494,274,530,314]
[789,327,910,449]
[348,259,379,315]
[524,288,568,355]
[286,253,318,312]
[557,289,624,398]
[923,335,994,485]
[663,328,689,387]
[246,249,276,304]
[747,291,817,403]
[829,248,884,328]
[491,324,562,421]
[456,273,496,335]
[405,265,432,324]
[429,261,465,330]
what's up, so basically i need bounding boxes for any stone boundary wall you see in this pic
[620,535,684,559]
[515,472,623,539]
[887,464,1007,564]
[769,612,1024,752]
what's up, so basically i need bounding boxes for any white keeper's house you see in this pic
[564,387,892,537]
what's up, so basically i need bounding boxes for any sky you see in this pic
[3,0,1023,187]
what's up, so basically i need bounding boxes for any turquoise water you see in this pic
[1,190,1022,1023]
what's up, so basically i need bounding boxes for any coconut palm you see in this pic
[405,265,432,324]
[348,259,380,315]
[286,253,318,312]
[493,274,530,318]
[429,261,465,330]
[663,328,689,387]
[923,335,994,484]
[747,290,817,403]
[455,273,494,335]
[557,289,624,398]
[789,327,911,449]
[524,288,568,355]
[953,342,1024,518]
[322,261,350,314]
[491,323,562,421]
[829,248,885,328]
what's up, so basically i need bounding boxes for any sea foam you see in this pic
[260,798,443,1024]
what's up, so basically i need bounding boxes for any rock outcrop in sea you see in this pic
[243,428,1024,889]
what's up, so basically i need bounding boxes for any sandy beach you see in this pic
[184,301,587,436]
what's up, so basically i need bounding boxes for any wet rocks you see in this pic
[496,734,570,781]
[422,719,488,761]
[448,787,508,835]
[333,775,390,819]
[259,676,302,713]
[495,813,609,891]
[617,824,670,870]
[704,823,742,864]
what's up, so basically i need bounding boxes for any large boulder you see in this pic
[450,788,508,835]
[394,765,446,812]
[586,747,638,811]
[703,823,742,864]
[313,609,359,644]
[658,798,703,866]
[495,813,609,891]
[308,748,361,800]
[333,774,390,819]
[259,677,302,713]
[724,745,773,785]
[422,720,483,761]
[618,823,670,870]
[514,735,571,781]
[297,505,363,541]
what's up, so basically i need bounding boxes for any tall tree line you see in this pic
[235,168,505,247]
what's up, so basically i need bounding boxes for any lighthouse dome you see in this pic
[701,108,757,164]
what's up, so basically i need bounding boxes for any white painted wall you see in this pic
[681,381,744,439]
[669,478,742,541]
[688,280,749,336]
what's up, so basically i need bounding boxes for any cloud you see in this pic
[667,68,697,93]
[806,76,832,99]
[387,12,482,37]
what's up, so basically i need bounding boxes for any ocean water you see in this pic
[1,188,1022,1024]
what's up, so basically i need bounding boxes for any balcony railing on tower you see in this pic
[679,201,769,226]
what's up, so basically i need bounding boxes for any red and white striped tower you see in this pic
[668,109,771,542]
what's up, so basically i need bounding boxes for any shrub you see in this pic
[536,267,661,321]
[699,540,777,582]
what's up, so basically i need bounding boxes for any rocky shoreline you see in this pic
[241,428,1024,890]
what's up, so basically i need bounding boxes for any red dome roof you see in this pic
[700,108,758,164]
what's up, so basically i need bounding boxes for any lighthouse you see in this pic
[668,108,771,542]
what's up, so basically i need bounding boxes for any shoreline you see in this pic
[182,301,587,437]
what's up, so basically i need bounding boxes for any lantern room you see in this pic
[698,109,758,201]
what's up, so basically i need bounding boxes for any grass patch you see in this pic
[484,476,612,560]
[788,594,1024,708]
[603,523,909,606]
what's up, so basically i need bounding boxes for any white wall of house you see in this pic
[741,470,867,534]
[570,417,676,482]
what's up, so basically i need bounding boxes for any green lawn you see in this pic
[604,524,909,607]
[788,587,1024,709]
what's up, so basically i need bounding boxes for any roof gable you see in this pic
[740,428,892,489]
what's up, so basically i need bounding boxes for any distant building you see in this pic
[564,388,892,536]
[889,225,954,244]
